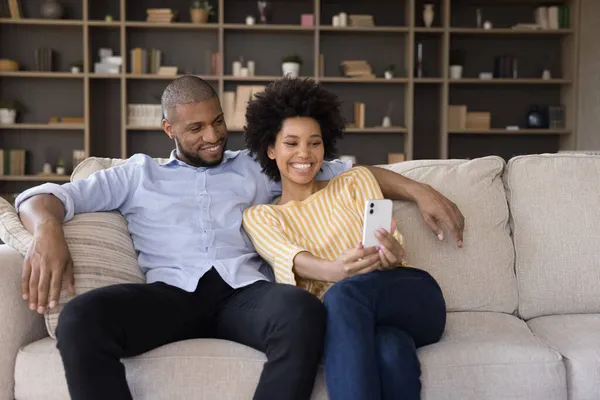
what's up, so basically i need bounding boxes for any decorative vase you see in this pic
[41,0,63,19]
[423,4,434,28]
[449,65,463,79]
[384,71,393,79]
[191,8,208,23]
[282,62,300,78]
[0,109,16,124]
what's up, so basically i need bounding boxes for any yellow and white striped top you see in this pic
[242,166,404,299]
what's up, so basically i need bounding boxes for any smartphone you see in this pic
[361,199,393,248]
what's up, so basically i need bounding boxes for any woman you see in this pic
[242,78,446,400]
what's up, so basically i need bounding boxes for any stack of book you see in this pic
[34,48,54,72]
[0,149,26,176]
[339,60,375,79]
[353,102,365,129]
[130,48,162,74]
[222,86,266,130]
[534,5,570,29]
[349,15,375,27]
[127,104,163,127]
[146,8,175,23]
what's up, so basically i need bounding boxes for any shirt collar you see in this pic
[164,149,241,169]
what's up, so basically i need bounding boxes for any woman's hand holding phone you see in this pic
[375,218,405,269]
[329,243,381,281]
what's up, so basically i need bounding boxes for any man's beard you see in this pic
[174,137,227,168]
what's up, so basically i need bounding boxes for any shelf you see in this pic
[414,78,444,84]
[223,23,314,32]
[414,27,445,33]
[126,74,218,80]
[223,75,289,82]
[449,129,570,135]
[0,123,84,130]
[319,26,409,33]
[125,21,218,30]
[345,127,408,133]
[87,21,121,28]
[127,126,162,131]
[0,18,83,26]
[88,73,122,79]
[450,27,574,35]
[0,175,71,182]
[449,78,571,85]
[0,72,84,79]
[319,77,409,83]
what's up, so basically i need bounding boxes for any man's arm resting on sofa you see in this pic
[16,160,142,315]
[364,165,465,248]
[18,194,74,315]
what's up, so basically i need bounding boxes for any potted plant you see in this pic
[449,49,465,79]
[384,64,396,79]
[70,60,83,73]
[190,0,213,24]
[282,54,302,78]
[0,100,24,125]
[56,158,66,175]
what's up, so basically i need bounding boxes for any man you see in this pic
[16,76,464,400]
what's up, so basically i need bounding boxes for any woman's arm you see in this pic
[364,165,465,248]
[294,246,381,283]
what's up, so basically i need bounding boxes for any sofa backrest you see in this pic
[74,155,519,314]
[504,153,600,320]
[385,157,518,314]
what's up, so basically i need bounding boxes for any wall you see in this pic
[577,0,600,150]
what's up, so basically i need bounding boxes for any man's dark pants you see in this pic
[55,267,326,400]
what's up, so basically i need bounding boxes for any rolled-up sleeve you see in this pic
[15,160,141,222]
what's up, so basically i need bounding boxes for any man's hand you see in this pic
[414,183,464,247]
[375,219,405,269]
[22,220,75,314]
[329,243,381,282]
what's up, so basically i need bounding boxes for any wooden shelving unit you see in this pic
[0,0,580,189]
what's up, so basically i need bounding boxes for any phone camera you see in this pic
[369,209,374,214]
[370,203,374,208]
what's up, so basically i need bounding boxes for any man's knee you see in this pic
[270,285,326,343]
[56,289,115,353]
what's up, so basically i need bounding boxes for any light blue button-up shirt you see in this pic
[15,150,351,292]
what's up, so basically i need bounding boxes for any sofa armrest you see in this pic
[0,245,47,400]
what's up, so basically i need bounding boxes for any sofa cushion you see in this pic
[419,312,566,400]
[528,314,600,400]
[14,337,328,400]
[504,153,600,319]
[16,313,566,400]
[0,197,144,339]
[384,157,517,313]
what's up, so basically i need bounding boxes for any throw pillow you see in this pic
[0,197,144,338]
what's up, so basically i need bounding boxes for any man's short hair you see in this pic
[161,75,218,121]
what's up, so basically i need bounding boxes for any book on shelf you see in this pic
[353,102,365,129]
[534,5,569,29]
[224,86,266,130]
[349,14,375,27]
[130,48,162,74]
[340,61,375,79]
[34,48,54,72]
[0,149,27,176]
[127,104,162,127]
[146,8,176,23]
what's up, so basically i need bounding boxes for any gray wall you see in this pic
[576,0,600,151]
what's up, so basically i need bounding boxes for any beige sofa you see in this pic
[1,153,599,400]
